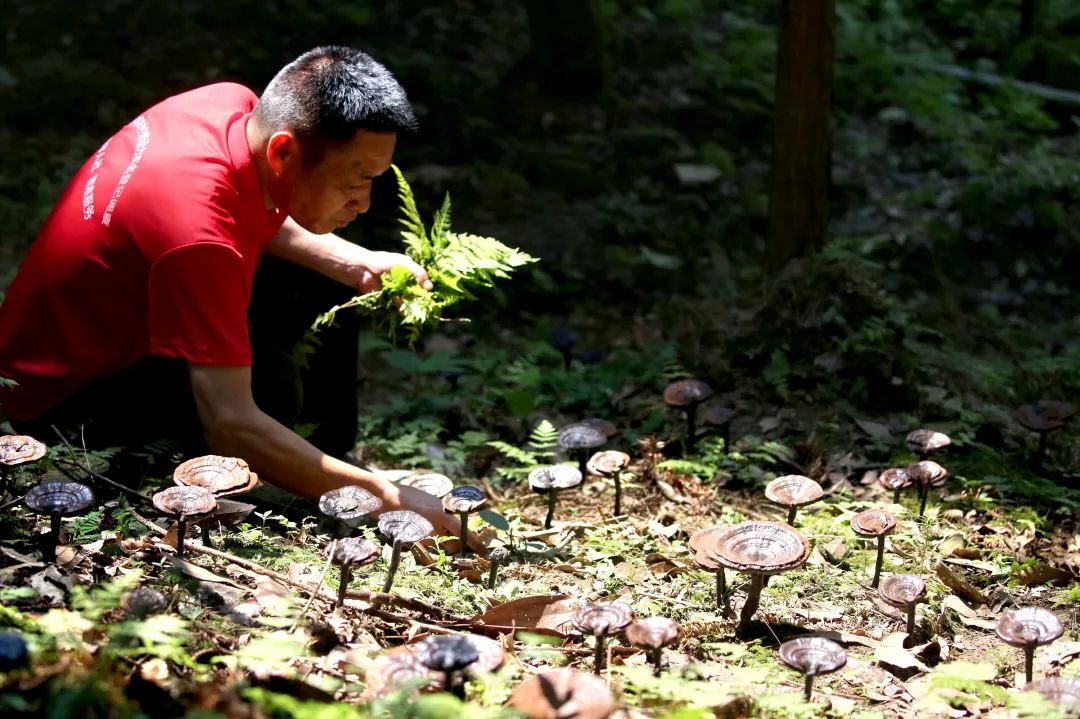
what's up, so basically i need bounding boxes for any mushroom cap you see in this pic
[319,486,383,524]
[558,424,607,452]
[0,435,47,468]
[764,475,824,508]
[0,631,29,672]
[699,521,811,575]
[878,467,913,492]
[702,404,735,426]
[1027,677,1080,711]
[995,607,1064,649]
[778,637,848,677]
[906,460,949,488]
[878,575,927,608]
[25,481,95,517]
[662,379,715,408]
[509,668,615,719]
[850,509,897,538]
[625,617,681,650]
[487,546,510,563]
[688,525,728,554]
[586,451,630,477]
[442,485,487,514]
[363,647,437,698]
[571,601,635,637]
[462,634,507,675]
[172,455,256,496]
[549,328,578,350]
[122,587,168,617]
[413,635,480,673]
[377,510,433,545]
[580,417,618,439]
[1016,401,1075,432]
[151,486,218,521]
[325,537,381,567]
[400,472,454,498]
[905,429,952,455]
[528,465,583,492]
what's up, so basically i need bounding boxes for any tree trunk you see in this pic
[765,0,835,272]
[524,0,606,100]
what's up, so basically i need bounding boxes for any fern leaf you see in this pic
[487,440,539,467]
[392,164,430,263]
[430,193,452,251]
[528,420,560,452]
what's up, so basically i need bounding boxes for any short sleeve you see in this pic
[147,242,252,365]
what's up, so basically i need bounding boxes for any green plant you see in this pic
[487,419,560,481]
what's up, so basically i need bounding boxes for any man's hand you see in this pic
[352,248,432,294]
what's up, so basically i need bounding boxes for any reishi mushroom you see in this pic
[377,510,433,593]
[878,467,913,504]
[587,450,631,517]
[1015,401,1074,469]
[558,424,607,476]
[24,480,95,561]
[849,508,897,588]
[413,634,479,699]
[580,417,617,440]
[625,617,681,676]
[326,537,381,608]
[778,636,847,702]
[152,486,218,558]
[765,475,824,525]
[995,607,1064,684]
[702,404,735,453]
[662,379,714,453]
[0,435,47,495]
[509,668,615,719]
[905,429,951,459]
[173,455,258,546]
[572,601,635,674]
[878,575,927,644]
[319,485,383,537]
[528,465,583,529]
[486,546,509,589]
[400,472,454,499]
[442,486,487,557]
[690,524,730,614]
[906,460,948,517]
[1026,677,1080,712]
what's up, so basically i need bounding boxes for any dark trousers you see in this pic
[12,256,361,459]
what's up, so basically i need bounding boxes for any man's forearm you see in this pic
[266,216,361,288]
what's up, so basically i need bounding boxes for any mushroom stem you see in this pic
[575,450,588,477]
[652,648,663,677]
[176,519,188,558]
[593,634,607,674]
[337,564,352,609]
[872,537,886,588]
[488,560,500,590]
[446,670,465,699]
[739,573,765,629]
[1035,432,1048,470]
[457,512,469,557]
[803,672,815,701]
[905,603,916,642]
[715,569,728,611]
[44,512,62,561]
[383,540,404,594]
[722,422,731,455]
[545,490,557,529]
[684,407,698,454]
[0,468,9,495]
[918,485,929,517]
[1024,645,1035,684]
[613,471,623,517]
[786,506,798,526]
[201,522,213,549]
[893,487,901,504]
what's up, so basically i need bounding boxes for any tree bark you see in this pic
[765,0,835,271]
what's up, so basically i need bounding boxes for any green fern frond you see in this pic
[487,440,539,467]
[528,419,560,452]
[392,164,430,263]
[430,193,452,251]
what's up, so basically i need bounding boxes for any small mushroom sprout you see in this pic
[509,668,615,719]
[995,607,1064,684]
[413,634,479,699]
[765,475,823,525]
[558,424,607,476]
[850,508,897,588]
[572,601,635,674]
[377,510,433,593]
[697,520,810,631]
[486,546,509,589]
[1016,401,1074,469]
[906,460,948,517]
[25,481,95,561]
[625,617,681,676]
[319,486,383,537]
[905,429,951,459]
[442,486,487,556]
[122,587,169,619]
[528,465,583,529]
[400,472,454,498]
[662,379,714,453]
[587,450,631,516]
[778,636,847,702]
[0,435,47,495]
[152,486,218,558]
[878,575,927,644]
[878,467,913,504]
[326,537,381,608]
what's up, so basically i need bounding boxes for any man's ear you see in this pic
[266,131,301,178]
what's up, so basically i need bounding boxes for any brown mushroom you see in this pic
[625,617,681,676]
[486,546,510,589]
[377,510,433,593]
[778,636,847,701]
[587,450,631,516]
[906,460,948,517]
[509,668,615,719]
[528,465,583,529]
[572,601,635,674]
[362,647,437,699]
[878,467,913,504]
[413,635,479,699]
[442,486,487,557]
[690,525,731,615]
[878,575,927,645]
[850,509,897,588]
[702,404,735,453]
[152,486,217,558]
[765,475,824,525]
[326,537,381,608]
[699,520,810,630]
[24,480,94,562]
[1016,401,1074,469]
[905,429,951,458]
[319,485,384,537]
[122,587,168,619]
[663,379,714,453]
[1026,677,1080,712]
[173,455,258,547]
[400,472,454,498]
[558,424,607,476]
[995,607,1064,684]
[0,435,47,495]
[580,417,617,440]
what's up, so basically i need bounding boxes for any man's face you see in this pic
[287,130,396,235]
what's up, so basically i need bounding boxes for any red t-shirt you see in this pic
[0,83,286,421]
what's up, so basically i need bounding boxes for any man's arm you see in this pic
[188,363,476,546]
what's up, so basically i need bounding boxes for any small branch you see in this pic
[291,539,337,633]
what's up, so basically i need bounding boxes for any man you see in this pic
[0,46,469,542]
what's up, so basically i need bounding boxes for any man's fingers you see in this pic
[408,261,433,291]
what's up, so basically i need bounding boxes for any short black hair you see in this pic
[254,46,416,162]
